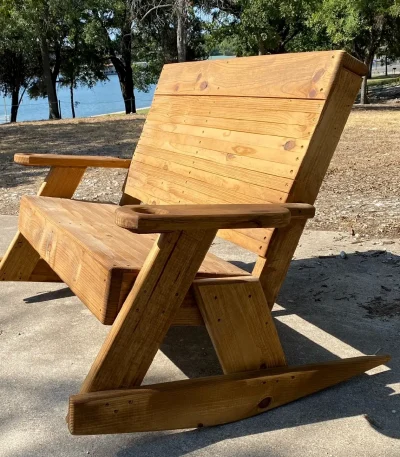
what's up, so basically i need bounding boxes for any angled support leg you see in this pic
[0,166,85,282]
[194,276,286,372]
[69,355,390,434]
[80,228,218,394]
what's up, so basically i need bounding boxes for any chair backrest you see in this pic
[125,51,366,257]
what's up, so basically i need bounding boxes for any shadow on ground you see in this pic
[19,249,400,454]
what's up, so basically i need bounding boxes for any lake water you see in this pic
[0,75,156,124]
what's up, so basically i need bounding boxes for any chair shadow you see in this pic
[23,287,75,303]
[17,249,400,455]
[155,249,400,453]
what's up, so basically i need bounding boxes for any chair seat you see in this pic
[19,196,250,324]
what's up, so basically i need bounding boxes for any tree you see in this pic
[59,11,107,118]
[314,0,400,103]
[0,4,40,122]
[207,0,318,57]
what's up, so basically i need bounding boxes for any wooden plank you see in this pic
[151,95,324,120]
[127,162,265,205]
[69,355,389,434]
[256,68,363,307]
[142,120,309,155]
[148,113,314,139]
[0,166,85,282]
[79,228,218,393]
[15,153,131,168]
[0,232,41,281]
[19,197,246,323]
[37,166,86,198]
[194,277,286,373]
[132,142,295,190]
[116,204,291,233]
[155,51,345,99]
[133,152,289,203]
[138,130,301,180]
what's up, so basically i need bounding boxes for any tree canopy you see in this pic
[1,0,400,121]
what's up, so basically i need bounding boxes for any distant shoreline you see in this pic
[90,106,150,117]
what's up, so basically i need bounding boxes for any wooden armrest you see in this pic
[14,153,131,169]
[115,203,315,233]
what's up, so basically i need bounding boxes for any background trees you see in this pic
[1,0,400,122]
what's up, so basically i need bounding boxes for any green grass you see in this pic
[136,107,150,115]
[368,76,400,87]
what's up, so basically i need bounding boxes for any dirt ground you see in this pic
[0,110,399,239]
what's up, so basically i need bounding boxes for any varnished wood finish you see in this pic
[125,51,365,256]
[156,51,357,99]
[15,153,131,168]
[2,52,381,437]
[0,232,41,281]
[0,166,85,282]
[194,277,286,372]
[255,68,364,308]
[19,196,248,324]
[116,204,292,233]
[80,229,217,393]
[69,355,389,435]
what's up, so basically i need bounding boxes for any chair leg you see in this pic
[194,276,287,372]
[1,166,85,282]
[79,229,218,394]
[68,354,390,435]
[0,232,41,281]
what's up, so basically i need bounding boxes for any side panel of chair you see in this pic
[124,52,350,256]
[254,68,364,307]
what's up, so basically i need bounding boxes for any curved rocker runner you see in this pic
[0,51,389,435]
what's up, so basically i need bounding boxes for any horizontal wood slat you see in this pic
[151,95,324,119]
[141,125,306,169]
[143,120,309,154]
[133,144,294,192]
[132,152,288,203]
[156,51,345,99]
[148,113,314,139]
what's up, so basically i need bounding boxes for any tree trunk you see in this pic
[10,87,19,123]
[40,34,60,119]
[70,83,76,119]
[385,55,388,76]
[360,75,369,104]
[176,0,187,62]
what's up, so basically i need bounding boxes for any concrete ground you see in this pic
[0,215,399,457]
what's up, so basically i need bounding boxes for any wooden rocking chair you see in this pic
[0,51,389,435]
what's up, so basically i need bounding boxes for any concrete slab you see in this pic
[1,216,399,457]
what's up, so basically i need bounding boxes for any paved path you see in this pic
[1,216,399,457]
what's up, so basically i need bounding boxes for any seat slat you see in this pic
[156,51,344,99]
[19,196,249,324]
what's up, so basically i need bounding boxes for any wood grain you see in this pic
[115,204,292,233]
[156,51,346,99]
[255,68,363,308]
[69,355,389,434]
[0,166,85,281]
[18,196,248,324]
[15,153,131,168]
[194,277,286,372]
[79,228,217,393]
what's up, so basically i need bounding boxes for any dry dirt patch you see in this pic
[0,110,399,239]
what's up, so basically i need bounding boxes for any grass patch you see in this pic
[368,76,400,87]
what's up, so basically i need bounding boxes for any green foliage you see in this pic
[208,0,319,56]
